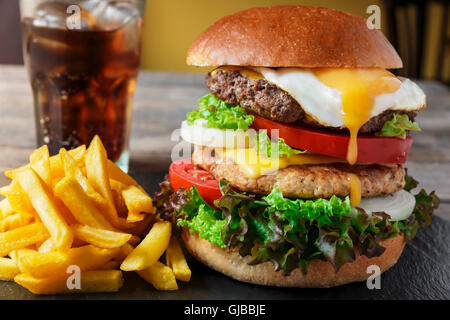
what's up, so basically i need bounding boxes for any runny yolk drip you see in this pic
[348,173,362,207]
[314,69,401,165]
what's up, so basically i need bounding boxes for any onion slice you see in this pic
[180,120,256,149]
[356,190,416,221]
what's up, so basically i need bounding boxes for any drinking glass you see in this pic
[20,0,146,172]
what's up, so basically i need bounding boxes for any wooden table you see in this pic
[0,65,449,221]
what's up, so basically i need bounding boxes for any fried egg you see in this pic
[255,67,426,164]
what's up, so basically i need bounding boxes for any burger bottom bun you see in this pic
[181,228,406,288]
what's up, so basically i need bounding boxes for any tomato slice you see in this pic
[251,115,413,164]
[169,158,221,206]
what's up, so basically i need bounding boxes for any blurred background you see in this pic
[1,0,449,83]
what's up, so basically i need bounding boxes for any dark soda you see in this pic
[22,1,143,162]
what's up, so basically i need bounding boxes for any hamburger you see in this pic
[155,6,439,288]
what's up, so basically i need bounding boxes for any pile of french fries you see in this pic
[0,135,190,294]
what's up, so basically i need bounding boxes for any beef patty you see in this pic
[192,145,405,199]
[205,69,416,134]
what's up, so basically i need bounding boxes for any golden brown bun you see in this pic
[187,6,402,69]
[182,228,406,288]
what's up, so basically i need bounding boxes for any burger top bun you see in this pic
[187,6,402,69]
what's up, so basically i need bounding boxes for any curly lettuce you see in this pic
[376,114,420,139]
[155,174,438,275]
[186,94,254,130]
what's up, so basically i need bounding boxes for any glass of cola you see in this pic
[20,0,145,172]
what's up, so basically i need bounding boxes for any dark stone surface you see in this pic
[1,170,448,300]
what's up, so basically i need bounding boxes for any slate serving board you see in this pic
[1,171,449,300]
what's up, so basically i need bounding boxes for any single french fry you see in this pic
[54,176,113,230]
[6,179,35,217]
[14,270,124,295]
[107,160,147,194]
[0,213,33,232]
[119,242,177,290]
[110,179,127,192]
[0,257,19,281]
[0,223,49,257]
[18,244,120,279]
[120,214,154,237]
[71,224,131,249]
[122,186,153,223]
[60,148,107,210]
[5,145,86,180]
[120,221,171,271]
[126,211,145,223]
[166,236,191,282]
[17,168,73,251]
[0,198,14,219]
[85,136,119,227]
[137,261,178,291]
[29,145,51,187]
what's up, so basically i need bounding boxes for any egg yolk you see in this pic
[314,68,401,165]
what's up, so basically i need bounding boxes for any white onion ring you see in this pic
[180,120,256,149]
[356,190,416,221]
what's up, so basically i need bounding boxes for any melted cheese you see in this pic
[218,148,364,206]
[314,69,401,164]
[348,173,362,206]
[217,148,344,179]
[211,66,263,80]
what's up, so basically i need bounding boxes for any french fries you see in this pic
[30,145,52,187]
[0,223,49,256]
[15,270,124,294]
[70,224,131,249]
[0,136,190,294]
[137,262,178,291]
[120,221,171,271]
[122,186,154,223]
[4,145,86,181]
[0,213,33,232]
[60,148,106,210]
[5,179,35,217]
[54,176,113,230]
[107,160,147,194]
[166,236,192,282]
[0,257,19,281]
[85,136,119,227]
[18,245,120,279]
[17,168,73,251]
[120,243,178,290]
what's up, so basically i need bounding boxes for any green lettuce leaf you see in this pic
[376,114,420,139]
[186,94,254,130]
[255,130,304,158]
[154,175,439,275]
